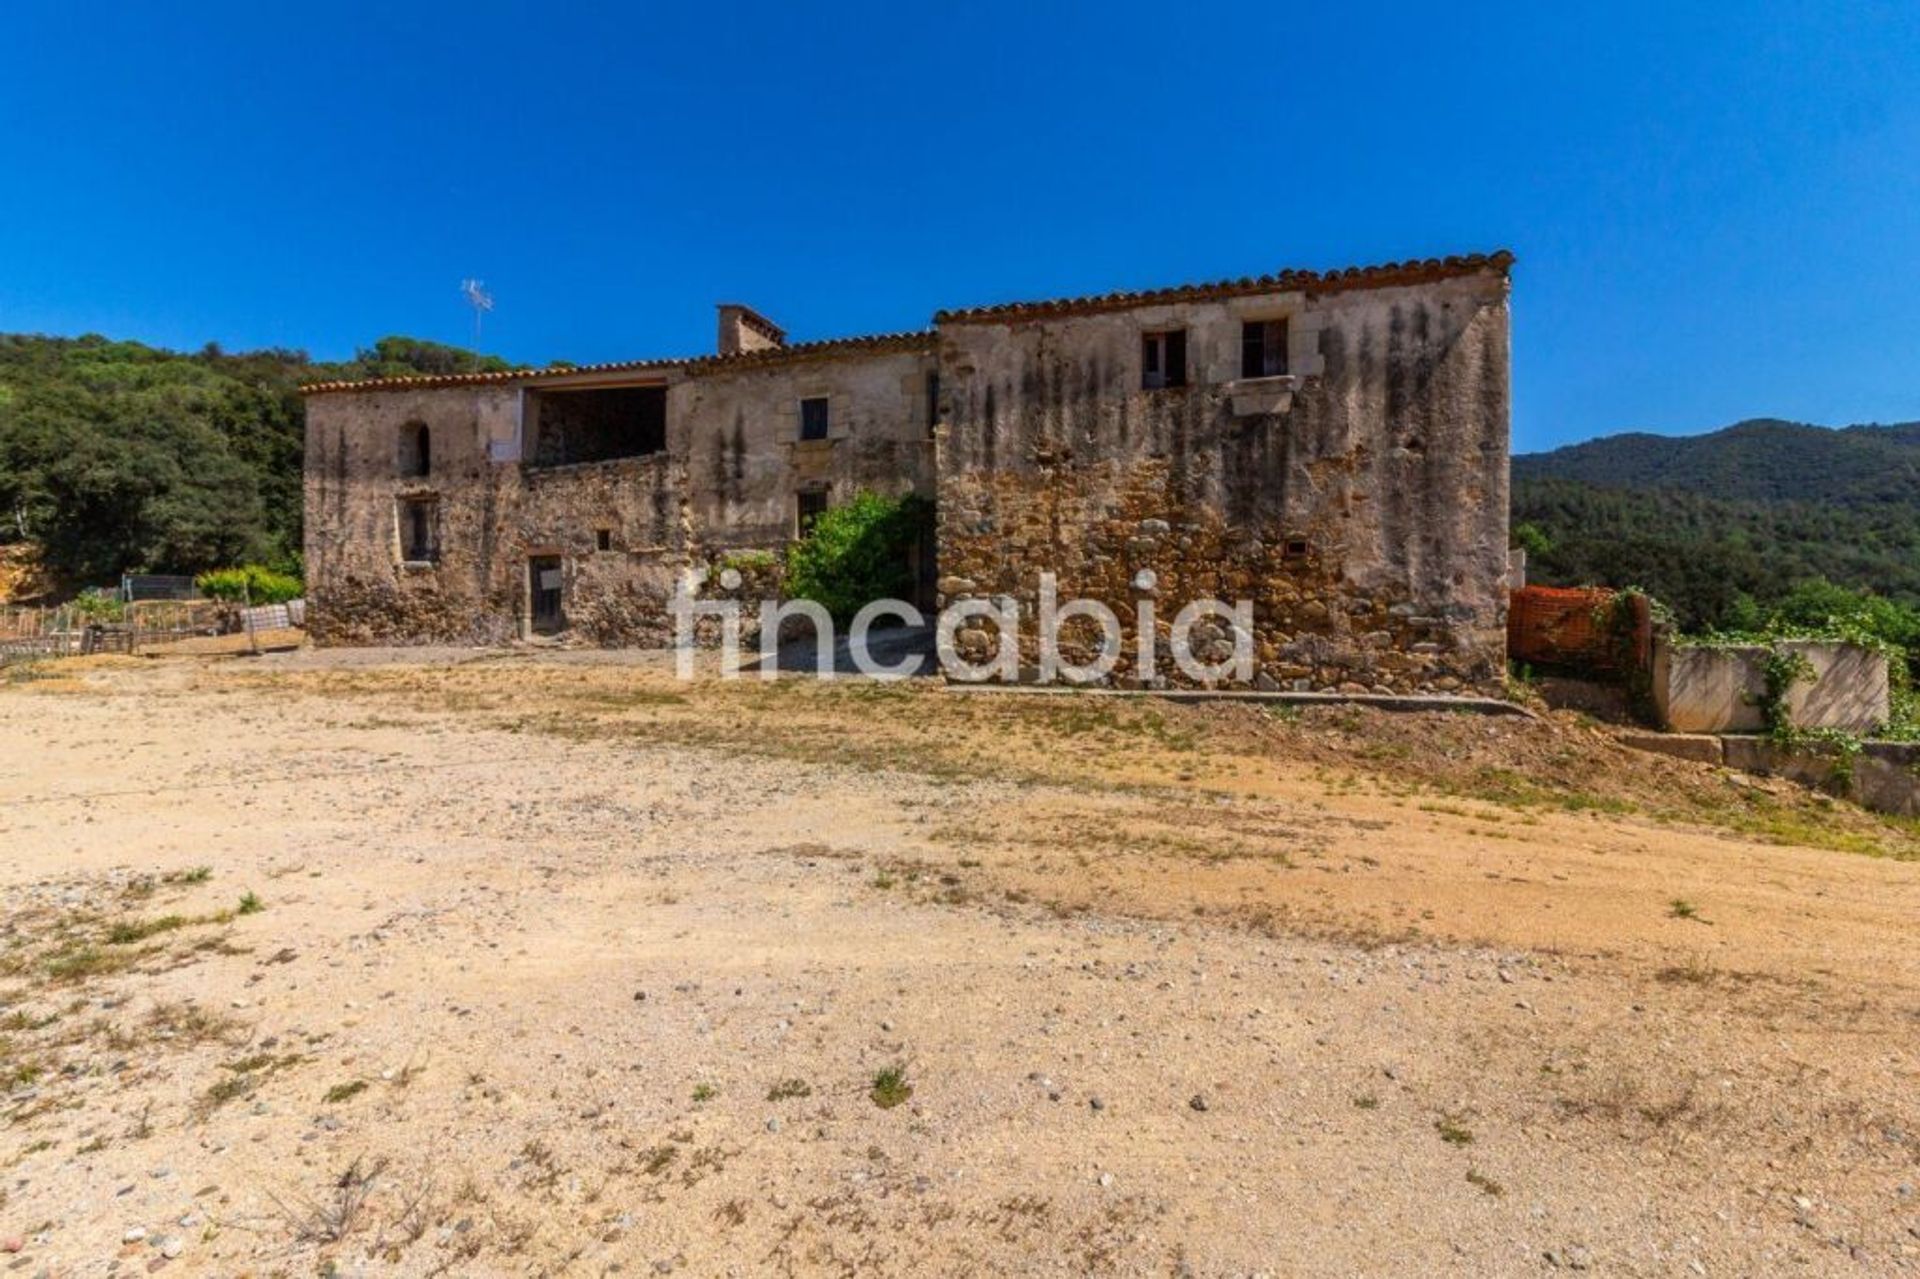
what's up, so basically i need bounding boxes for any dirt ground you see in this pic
[2,649,1918,1277]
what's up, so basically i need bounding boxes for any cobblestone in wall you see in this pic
[935,269,1511,692]
[305,346,934,649]
[305,265,1510,674]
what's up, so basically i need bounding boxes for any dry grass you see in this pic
[267,1156,387,1244]
[243,662,1920,860]
[3,653,1917,1275]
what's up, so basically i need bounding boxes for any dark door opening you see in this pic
[529,556,565,635]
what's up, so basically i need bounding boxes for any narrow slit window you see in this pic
[399,421,432,477]
[400,498,438,563]
[1141,330,1187,390]
[595,528,613,552]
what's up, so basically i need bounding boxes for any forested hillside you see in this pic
[0,334,513,590]
[1514,418,1920,630]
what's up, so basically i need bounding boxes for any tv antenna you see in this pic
[460,278,494,348]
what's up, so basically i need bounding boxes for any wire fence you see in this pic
[0,600,267,666]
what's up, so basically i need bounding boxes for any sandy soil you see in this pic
[1,649,1917,1277]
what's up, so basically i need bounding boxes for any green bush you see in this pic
[196,564,302,604]
[1762,579,1920,660]
[68,588,125,622]
[1682,578,1920,741]
[783,491,930,624]
[1510,521,1553,557]
[719,549,780,574]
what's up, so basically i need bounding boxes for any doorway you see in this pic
[528,556,565,635]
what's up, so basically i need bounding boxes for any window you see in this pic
[399,421,431,477]
[799,396,830,442]
[1241,319,1289,379]
[399,498,437,563]
[595,528,613,553]
[796,489,829,534]
[1283,538,1310,561]
[1141,330,1187,390]
[925,372,940,435]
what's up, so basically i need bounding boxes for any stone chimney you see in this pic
[716,304,787,356]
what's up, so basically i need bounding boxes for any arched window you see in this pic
[399,421,431,477]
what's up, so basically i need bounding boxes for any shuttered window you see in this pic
[1241,319,1289,378]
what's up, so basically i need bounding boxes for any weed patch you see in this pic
[870,1064,912,1110]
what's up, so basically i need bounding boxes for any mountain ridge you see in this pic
[1516,417,1920,506]
[1513,416,1920,627]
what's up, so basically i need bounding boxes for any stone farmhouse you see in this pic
[302,251,1513,693]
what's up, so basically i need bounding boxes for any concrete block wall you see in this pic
[1651,636,1891,734]
[1719,737,1919,816]
[1785,640,1892,731]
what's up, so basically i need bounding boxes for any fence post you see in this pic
[243,581,260,656]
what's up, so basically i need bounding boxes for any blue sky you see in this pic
[1,1,1916,452]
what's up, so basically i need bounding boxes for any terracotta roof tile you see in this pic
[298,355,681,396]
[932,251,1514,325]
[299,331,934,395]
[683,330,932,377]
[301,252,1509,394]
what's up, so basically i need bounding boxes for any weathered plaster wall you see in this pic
[934,271,1511,691]
[516,454,692,645]
[1651,637,1891,734]
[307,265,1512,673]
[304,385,523,644]
[304,346,936,646]
[1649,642,1768,733]
[677,348,937,551]
[304,383,693,645]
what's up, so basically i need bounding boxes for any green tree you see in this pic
[783,491,930,624]
[0,331,512,594]
[1510,521,1552,556]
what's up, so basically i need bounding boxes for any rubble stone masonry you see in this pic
[304,255,1512,689]
[304,342,936,646]
[934,267,1511,692]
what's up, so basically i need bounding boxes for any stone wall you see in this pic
[677,347,937,552]
[304,381,696,645]
[934,269,1512,691]
[304,344,937,646]
[516,454,692,645]
[304,384,525,645]
[306,261,1513,672]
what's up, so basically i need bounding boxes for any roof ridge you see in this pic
[300,330,936,395]
[685,329,933,376]
[932,250,1514,324]
[301,251,1512,395]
